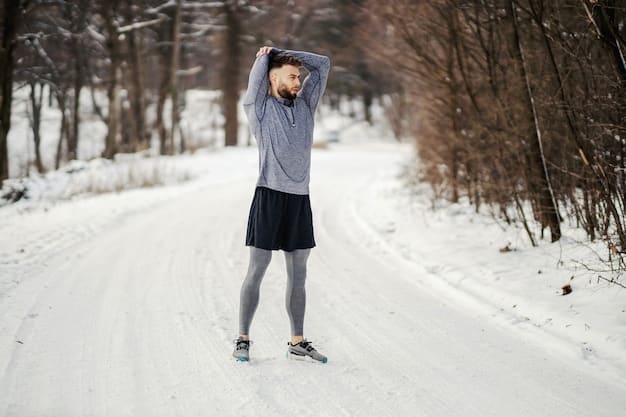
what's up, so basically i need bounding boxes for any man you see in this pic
[233,46,330,363]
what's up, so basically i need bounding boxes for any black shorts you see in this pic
[245,186,316,252]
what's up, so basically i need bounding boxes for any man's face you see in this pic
[271,64,301,100]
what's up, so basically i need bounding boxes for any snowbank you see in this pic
[357,159,626,380]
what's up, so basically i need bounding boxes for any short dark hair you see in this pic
[269,53,303,71]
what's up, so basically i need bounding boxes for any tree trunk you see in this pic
[156,70,169,155]
[89,75,107,124]
[28,82,45,173]
[102,2,122,159]
[222,1,242,147]
[508,0,561,242]
[447,11,461,203]
[169,0,182,155]
[68,53,83,161]
[156,17,172,155]
[55,91,69,170]
[588,0,626,85]
[0,0,22,181]
[104,67,122,159]
[64,1,87,162]
[582,187,596,241]
[126,1,148,151]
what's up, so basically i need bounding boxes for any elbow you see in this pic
[318,56,331,76]
[308,57,330,75]
[322,55,331,68]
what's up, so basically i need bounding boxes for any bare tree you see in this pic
[506,0,561,241]
[0,0,27,181]
[169,0,182,153]
[27,81,45,173]
[64,1,90,161]
[221,0,242,147]
[362,0,624,250]
[101,0,123,159]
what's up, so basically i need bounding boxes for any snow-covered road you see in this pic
[1,143,625,417]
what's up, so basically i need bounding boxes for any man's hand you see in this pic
[256,46,273,58]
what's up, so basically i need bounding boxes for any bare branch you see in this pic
[117,17,166,34]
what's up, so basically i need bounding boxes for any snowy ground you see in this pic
[1,139,625,417]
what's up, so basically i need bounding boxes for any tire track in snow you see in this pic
[312,168,485,417]
[309,145,626,417]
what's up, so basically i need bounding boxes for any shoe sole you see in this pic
[286,350,328,364]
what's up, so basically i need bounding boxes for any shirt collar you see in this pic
[275,96,295,107]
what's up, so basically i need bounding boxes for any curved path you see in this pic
[0,143,624,416]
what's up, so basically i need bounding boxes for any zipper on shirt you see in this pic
[289,104,295,127]
[279,98,296,127]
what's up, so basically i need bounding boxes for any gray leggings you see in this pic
[238,247,310,336]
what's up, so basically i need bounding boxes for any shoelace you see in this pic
[233,339,251,351]
[297,340,316,352]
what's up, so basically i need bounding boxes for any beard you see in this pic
[277,82,298,100]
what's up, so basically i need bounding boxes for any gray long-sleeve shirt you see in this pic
[243,48,330,195]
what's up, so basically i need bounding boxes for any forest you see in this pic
[3,3,626,414]
[1,0,625,256]
[367,0,626,257]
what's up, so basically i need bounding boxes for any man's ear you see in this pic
[269,68,278,83]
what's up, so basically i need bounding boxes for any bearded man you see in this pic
[233,46,330,363]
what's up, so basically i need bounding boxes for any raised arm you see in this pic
[242,50,271,122]
[274,48,330,111]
